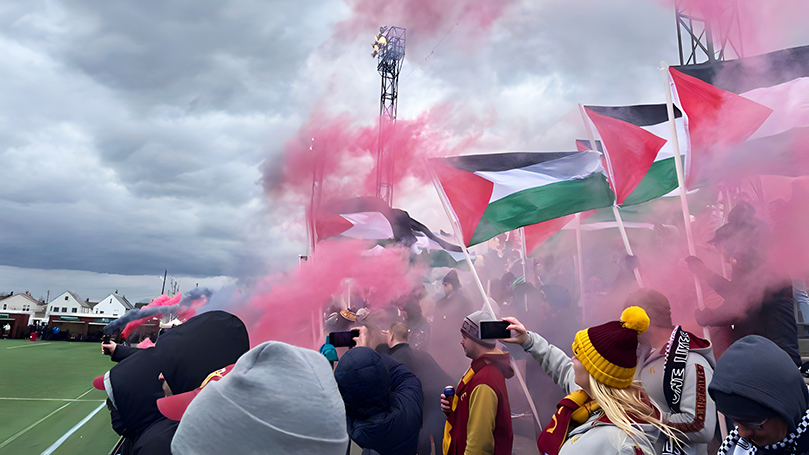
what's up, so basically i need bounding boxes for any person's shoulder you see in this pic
[563,421,630,455]
[473,361,508,383]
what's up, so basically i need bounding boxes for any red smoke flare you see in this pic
[121,293,181,339]
[235,240,425,349]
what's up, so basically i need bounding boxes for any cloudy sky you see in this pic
[1,0,807,303]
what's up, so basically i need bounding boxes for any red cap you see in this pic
[93,374,106,391]
[157,364,234,421]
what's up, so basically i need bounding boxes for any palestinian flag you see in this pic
[670,44,809,186]
[580,104,687,207]
[411,230,476,269]
[524,210,596,255]
[583,106,668,206]
[315,198,395,241]
[431,151,614,246]
[316,196,463,251]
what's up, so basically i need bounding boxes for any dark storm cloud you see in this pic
[3,0,807,302]
[54,0,325,114]
[0,0,339,287]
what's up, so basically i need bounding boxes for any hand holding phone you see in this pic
[102,335,113,356]
[479,320,511,339]
[329,329,360,348]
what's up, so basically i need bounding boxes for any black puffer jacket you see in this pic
[106,311,250,454]
[157,310,250,395]
[334,347,423,455]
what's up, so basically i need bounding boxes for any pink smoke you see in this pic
[662,0,809,57]
[765,176,809,279]
[335,0,516,51]
[234,240,425,349]
[266,103,492,205]
[137,338,155,349]
[119,293,207,339]
[121,293,182,339]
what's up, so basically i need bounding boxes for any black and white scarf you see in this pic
[663,325,690,413]
[717,409,809,454]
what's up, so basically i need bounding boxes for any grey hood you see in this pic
[709,335,808,433]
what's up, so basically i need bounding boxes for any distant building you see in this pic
[0,292,46,337]
[93,292,134,317]
[46,291,93,317]
[1,292,45,320]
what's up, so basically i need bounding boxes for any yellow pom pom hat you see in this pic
[571,306,650,389]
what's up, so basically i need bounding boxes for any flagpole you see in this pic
[428,171,491,315]
[519,227,528,281]
[578,104,644,287]
[428,162,543,429]
[575,213,587,323]
[662,65,724,441]
[661,63,707,313]
[519,227,530,312]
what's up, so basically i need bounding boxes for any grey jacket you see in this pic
[521,332,664,455]
[637,331,716,455]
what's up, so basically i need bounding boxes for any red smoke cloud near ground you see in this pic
[235,240,424,349]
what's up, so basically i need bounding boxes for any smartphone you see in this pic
[102,334,112,355]
[330,329,360,348]
[479,321,511,339]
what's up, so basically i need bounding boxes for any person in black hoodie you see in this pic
[687,202,800,366]
[378,322,453,455]
[710,335,809,454]
[333,345,423,455]
[95,310,250,455]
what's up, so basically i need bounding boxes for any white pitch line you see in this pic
[40,402,106,455]
[0,388,97,449]
[0,403,72,449]
[0,398,104,402]
[7,342,51,349]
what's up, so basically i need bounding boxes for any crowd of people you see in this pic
[95,202,809,455]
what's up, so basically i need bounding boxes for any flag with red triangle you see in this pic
[578,103,687,207]
[583,107,668,206]
[430,151,614,247]
[670,44,809,186]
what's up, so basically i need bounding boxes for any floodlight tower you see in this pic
[371,26,406,206]
[675,0,744,65]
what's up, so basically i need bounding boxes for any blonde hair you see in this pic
[588,378,682,454]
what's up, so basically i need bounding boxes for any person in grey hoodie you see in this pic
[170,341,349,455]
[628,288,717,455]
[711,335,809,455]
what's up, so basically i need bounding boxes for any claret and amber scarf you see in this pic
[536,389,600,455]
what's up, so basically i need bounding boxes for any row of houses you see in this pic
[1,290,140,339]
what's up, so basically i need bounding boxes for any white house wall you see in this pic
[93,294,128,317]
[47,292,91,317]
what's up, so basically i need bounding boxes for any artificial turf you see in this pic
[0,339,121,454]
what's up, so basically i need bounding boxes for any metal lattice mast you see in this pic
[675,0,744,65]
[371,26,406,206]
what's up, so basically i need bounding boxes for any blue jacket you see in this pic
[334,347,423,455]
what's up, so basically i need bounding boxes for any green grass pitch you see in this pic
[0,339,122,454]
